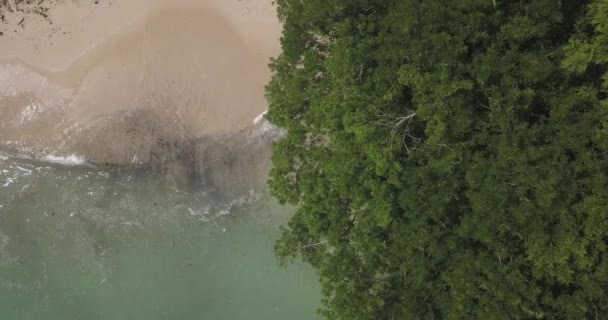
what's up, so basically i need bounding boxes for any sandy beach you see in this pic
[0,0,281,192]
[0,0,280,160]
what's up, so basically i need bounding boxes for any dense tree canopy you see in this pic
[266,0,608,318]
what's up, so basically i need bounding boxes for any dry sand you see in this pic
[0,0,282,192]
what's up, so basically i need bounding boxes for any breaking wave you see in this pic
[40,154,89,166]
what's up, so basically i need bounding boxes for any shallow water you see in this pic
[0,156,320,319]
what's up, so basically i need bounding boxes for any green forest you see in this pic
[266,0,608,318]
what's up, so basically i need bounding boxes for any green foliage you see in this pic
[266,0,608,318]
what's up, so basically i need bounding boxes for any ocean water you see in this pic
[0,155,320,319]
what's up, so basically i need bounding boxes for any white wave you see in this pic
[257,120,286,140]
[252,110,286,140]
[253,110,268,124]
[41,154,88,166]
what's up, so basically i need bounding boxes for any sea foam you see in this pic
[253,110,268,124]
[252,110,285,140]
[41,154,88,166]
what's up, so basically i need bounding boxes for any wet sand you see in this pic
[0,0,281,192]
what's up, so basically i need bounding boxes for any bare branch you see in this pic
[390,112,417,153]
[302,240,328,249]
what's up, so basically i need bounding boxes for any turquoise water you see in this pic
[0,156,319,319]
